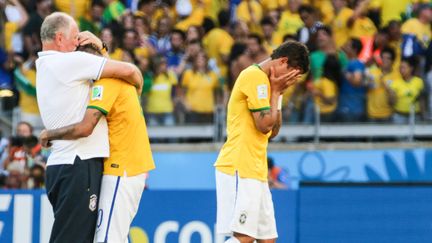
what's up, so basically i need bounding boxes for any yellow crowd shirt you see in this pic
[313,0,334,25]
[390,76,424,113]
[277,10,304,36]
[401,18,432,49]
[214,65,272,181]
[236,0,263,24]
[19,67,40,114]
[369,0,411,27]
[88,78,155,176]
[5,22,18,51]
[332,7,354,48]
[146,71,177,114]
[313,77,337,114]
[350,17,377,38]
[54,0,90,20]
[366,66,400,119]
[203,28,234,78]
[181,69,219,113]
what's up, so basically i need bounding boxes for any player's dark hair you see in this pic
[401,56,418,71]
[381,46,396,61]
[76,44,102,56]
[271,41,310,74]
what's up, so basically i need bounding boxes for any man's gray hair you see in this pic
[40,12,74,42]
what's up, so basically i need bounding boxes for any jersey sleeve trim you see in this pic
[249,106,271,112]
[87,105,108,116]
[95,58,107,81]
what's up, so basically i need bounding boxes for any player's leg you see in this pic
[95,173,146,243]
[256,181,278,243]
[215,169,237,235]
[230,176,263,241]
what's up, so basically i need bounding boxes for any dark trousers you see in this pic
[46,156,103,243]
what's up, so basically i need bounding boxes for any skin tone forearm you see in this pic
[39,109,103,147]
[270,110,282,139]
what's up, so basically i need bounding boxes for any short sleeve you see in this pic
[87,79,121,115]
[239,68,271,112]
[62,51,107,84]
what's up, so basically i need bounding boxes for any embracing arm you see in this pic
[39,109,103,147]
[100,60,143,94]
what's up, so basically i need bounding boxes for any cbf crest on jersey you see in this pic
[257,84,268,99]
[91,85,103,101]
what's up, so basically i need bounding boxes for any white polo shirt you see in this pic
[36,50,109,166]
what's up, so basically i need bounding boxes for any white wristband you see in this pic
[277,95,283,110]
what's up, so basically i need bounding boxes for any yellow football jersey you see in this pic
[203,28,234,78]
[366,66,400,118]
[181,69,219,113]
[313,77,337,114]
[390,76,424,113]
[214,65,272,181]
[88,78,155,177]
[332,7,354,48]
[146,71,178,113]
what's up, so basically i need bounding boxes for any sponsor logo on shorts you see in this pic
[111,163,119,168]
[239,211,247,224]
[89,194,97,212]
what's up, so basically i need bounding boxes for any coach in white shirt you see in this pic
[36,12,143,243]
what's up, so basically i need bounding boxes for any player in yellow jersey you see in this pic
[214,41,309,243]
[39,44,155,242]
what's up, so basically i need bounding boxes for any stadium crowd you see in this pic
[1,0,432,188]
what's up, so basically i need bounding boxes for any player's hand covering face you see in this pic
[269,66,301,95]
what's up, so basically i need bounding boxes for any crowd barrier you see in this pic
[2,183,432,243]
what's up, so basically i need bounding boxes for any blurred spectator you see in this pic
[268,157,288,189]
[401,4,432,61]
[236,0,263,33]
[54,0,89,20]
[3,136,25,173]
[349,0,377,63]
[337,37,367,122]
[260,17,281,55]
[312,55,341,122]
[22,0,52,55]
[4,168,24,189]
[277,0,303,37]
[298,4,323,52]
[79,1,105,35]
[22,135,43,168]
[203,9,233,81]
[14,55,43,132]
[366,47,399,122]
[149,16,173,55]
[103,0,126,24]
[166,29,186,69]
[180,52,220,124]
[331,0,353,48]
[231,20,250,44]
[16,121,33,137]
[230,34,268,81]
[3,0,29,54]
[186,25,204,43]
[389,57,425,124]
[27,163,45,189]
[145,55,178,126]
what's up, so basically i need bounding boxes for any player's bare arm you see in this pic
[39,109,103,147]
[101,60,143,94]
[77,31,144,94]
[252,67,300,134]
